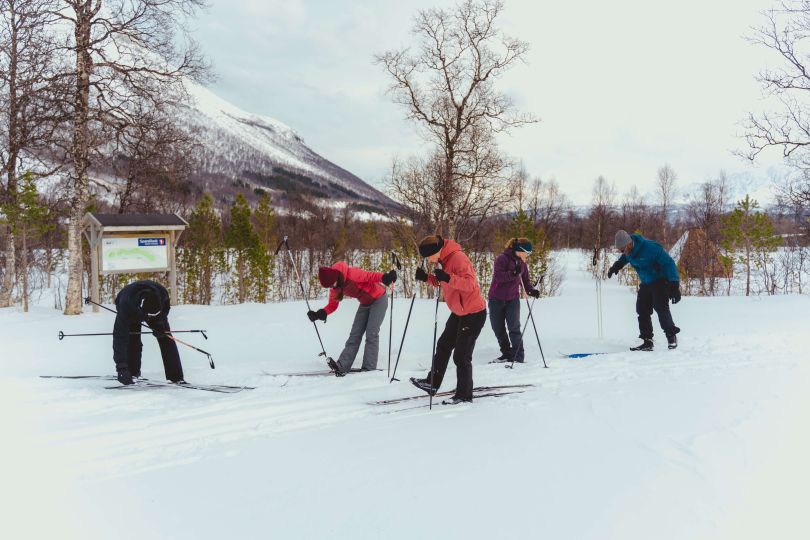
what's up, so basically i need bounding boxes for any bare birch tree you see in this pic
[686,173,729,295]
[742,1,810,209]
[590,175,616,248]
[50,0,209,314]
[376,0,537,240]
[656,163,677,246]
[111,100,198,214]
[0,0,64,307]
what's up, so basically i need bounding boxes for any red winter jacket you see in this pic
[426,239,486,316]
[322,261,386,315]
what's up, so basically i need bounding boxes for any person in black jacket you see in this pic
[113,280,184,385]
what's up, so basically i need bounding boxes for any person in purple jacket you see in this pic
[488,237,541,363]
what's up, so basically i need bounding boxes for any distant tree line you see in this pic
[1,0,810,313]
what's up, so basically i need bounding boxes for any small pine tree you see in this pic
[507,209,552,296]
[181,193,223,305]
[360,221,383,271]
[1,172,54,311]
[721,195,781,296]
[225,194,261,303]
[253,193,277,250]
[252,193,276,301]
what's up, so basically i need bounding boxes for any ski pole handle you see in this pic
[273,236,288,256]
[165,333,216,369]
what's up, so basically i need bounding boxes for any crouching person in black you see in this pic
[113,280,184,385]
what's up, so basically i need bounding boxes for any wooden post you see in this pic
[83,222,100,313]
[168,230,178,305]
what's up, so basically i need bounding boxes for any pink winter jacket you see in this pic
[426,239,486,316]
[322,261,386,315]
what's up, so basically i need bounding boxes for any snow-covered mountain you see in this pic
[181,81,400,214]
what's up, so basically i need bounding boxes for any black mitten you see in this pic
[607,261,624,279]
[381,270,397,286]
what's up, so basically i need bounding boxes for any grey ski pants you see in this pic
[336,294,388,372]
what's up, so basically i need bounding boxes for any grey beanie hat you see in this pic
[614,230,632,249]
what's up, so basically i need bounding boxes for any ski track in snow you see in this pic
[22,336,794,480]
[1,250,808,539]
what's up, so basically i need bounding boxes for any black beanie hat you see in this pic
[418,236,444,258]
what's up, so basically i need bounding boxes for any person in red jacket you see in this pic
[308,261,397,376]
[410,235,487,404]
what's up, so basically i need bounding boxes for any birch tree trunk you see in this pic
[0,229,14,307]
[63,4,92,315]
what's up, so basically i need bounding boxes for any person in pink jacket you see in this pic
[308,261,397,375]
[410,235,487,404]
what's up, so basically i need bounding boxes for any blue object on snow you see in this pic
[560,352,608,358]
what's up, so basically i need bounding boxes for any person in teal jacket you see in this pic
[607,230,681,351]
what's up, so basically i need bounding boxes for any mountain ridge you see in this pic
[180,81,400,214]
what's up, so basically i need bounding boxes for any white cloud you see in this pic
[196,0,787,204]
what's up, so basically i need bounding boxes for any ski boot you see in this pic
[116,366,134,385]
[327,358,345,377]
[667,334,678,350]
[490,350,514,364]
[630,339,654,352]
[409,377,437,396]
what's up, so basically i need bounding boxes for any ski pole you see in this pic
[59,330,208,340]
[525,276,548,368]
[429,260,441,410]
[388,251,402,378]
[275,236,333,366]
[506,279,541,370]
[83,297,215,369]
[593,245,604,339]
[389,291,416,383]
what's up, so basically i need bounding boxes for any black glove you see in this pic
[381,269,397,286]
[415,267,429,282]
[434,268,451,283]
[512,260,522,276]
[669,282,681,304]
[607,261,624,279]
[307,309,327,322]
[116,365,133,386]
[527,289,540,299]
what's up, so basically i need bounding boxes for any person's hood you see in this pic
[439,239,463,263]
[630,233,646,257]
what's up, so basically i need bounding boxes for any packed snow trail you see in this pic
[1,251,808,540]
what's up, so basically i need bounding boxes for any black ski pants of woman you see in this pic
[426,309,486,400]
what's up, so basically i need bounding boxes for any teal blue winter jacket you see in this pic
[616,234,680,284]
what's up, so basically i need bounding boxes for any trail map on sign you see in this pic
[102,236,169,272]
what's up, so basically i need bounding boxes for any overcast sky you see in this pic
[191,0,787,204]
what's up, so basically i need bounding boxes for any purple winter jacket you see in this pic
[488,249,535,301]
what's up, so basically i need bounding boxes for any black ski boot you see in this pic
[409,377,437,396]
[116,366,133,385]
[630,339,654,352]
[490,350,514,364]
[442,396,472,405]
[667,334,678,350]
[327,358,345,377]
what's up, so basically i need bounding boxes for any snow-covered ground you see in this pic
[1,251,808,540]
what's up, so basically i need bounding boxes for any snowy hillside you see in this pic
[2,251,808,539]
[181,81,400,213]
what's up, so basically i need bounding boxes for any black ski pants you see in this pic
[636,279,679,340]
[115,315,184,382]
[426,309,486,401]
